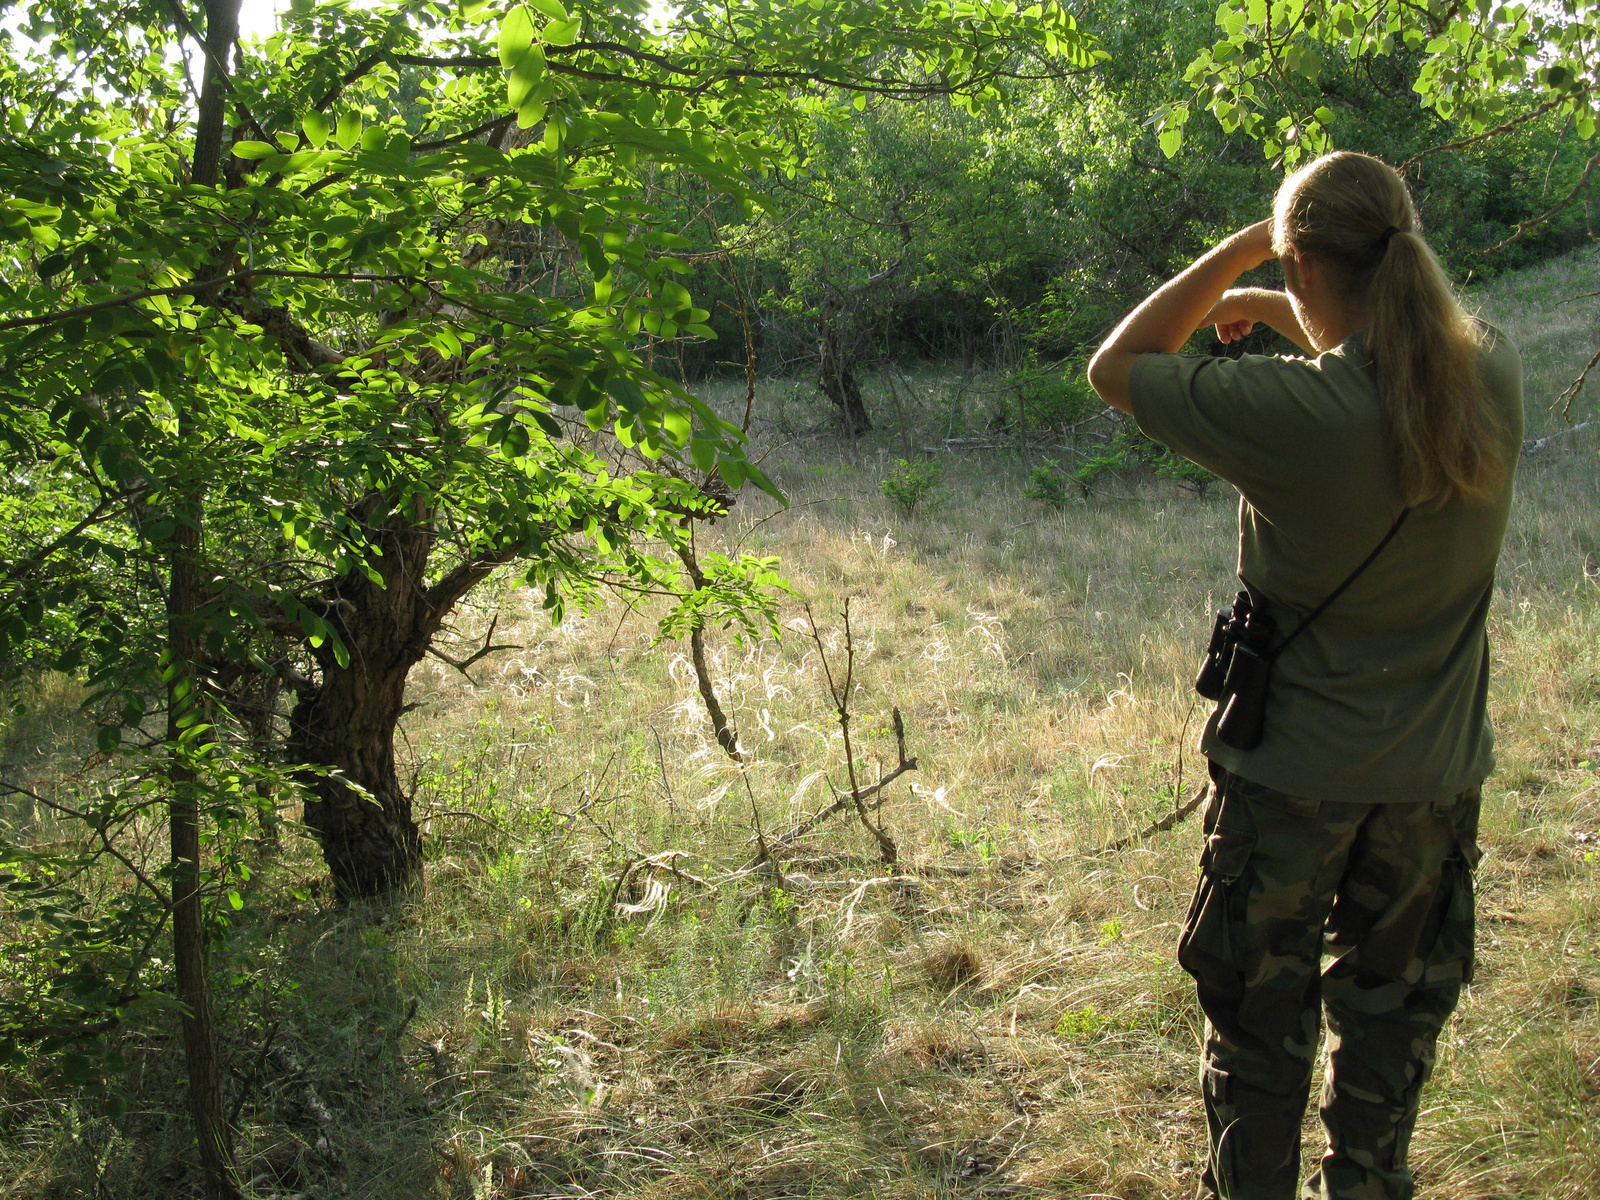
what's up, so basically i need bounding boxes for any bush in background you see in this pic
[1007,366,1101,434]
[1023,460,1077,509]
[880,458,945,517]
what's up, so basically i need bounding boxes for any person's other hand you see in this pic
[1201,289,1260,343]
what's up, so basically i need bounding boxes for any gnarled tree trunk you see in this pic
[817,297,871,436]
[286,507,499,901]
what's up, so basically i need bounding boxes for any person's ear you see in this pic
[1294,250,1322,293]
[1280,246,1303,292]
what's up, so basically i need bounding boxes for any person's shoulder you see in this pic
[1134,348,1319,379]
[1475,318,1521,365]
[1469,318,1523,392]
[1132,348,1346,410]
[1250,344,1371,400]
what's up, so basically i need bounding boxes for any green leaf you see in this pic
[302,111,330,147]
[660,407,690,446]
[499,5,536,66]
[579,234,608,277]
[543,17,579,45]
[746,462,785,504]
[228,890,244,911]
[690,434,717,473]
[503,423,530,458]
[517,96,548,128]
[231,141,278,159]
[336,111,361,150]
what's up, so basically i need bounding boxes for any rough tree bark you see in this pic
[285,503,504,901]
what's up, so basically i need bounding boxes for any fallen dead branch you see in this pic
[1524,419,1594,452]
[1098,785,1209,855]
[608,851,715,921]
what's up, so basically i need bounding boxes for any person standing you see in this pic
[1086,151,1523,1199]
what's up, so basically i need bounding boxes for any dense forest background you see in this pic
[2,0,1598,1196]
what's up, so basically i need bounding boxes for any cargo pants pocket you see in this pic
[1437,791,1482,985]
[1178,827,1258,1000]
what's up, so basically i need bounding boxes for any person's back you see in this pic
[1085,150,1521,1200]
[1133,327,1522,801]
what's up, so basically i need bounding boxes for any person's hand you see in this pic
[1201,289,1261,344]
[1214,316,1255,344]
[1229,218,1276,268]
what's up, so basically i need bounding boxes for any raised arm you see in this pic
[1087,220,1277,413]
[1205,287,1317,357]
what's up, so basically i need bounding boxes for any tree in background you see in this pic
[1174,0,1600,415]
[703,0,1593,437]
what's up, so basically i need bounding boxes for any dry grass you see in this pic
[2,257,1599,1198]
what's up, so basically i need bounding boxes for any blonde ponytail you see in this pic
[1273,152,1506,506]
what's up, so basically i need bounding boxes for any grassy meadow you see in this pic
[3,255,1600,1198]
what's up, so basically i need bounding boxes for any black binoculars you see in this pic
[1194,590,1276,751]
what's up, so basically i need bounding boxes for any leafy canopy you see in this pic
[1164,0,1600,163]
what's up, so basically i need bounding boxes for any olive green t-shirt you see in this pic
[1128,328,1523,804]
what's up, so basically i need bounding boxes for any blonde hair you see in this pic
[1273,151,1506,506]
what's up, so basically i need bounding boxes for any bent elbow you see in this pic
[1087,348,1133,414]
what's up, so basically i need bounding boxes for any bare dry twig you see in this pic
[1556,347,1600,421]
[425,612,523,684]
[1098,785,1210,855]
[805,598,900,867]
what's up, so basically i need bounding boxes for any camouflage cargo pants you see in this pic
[1178,763,1481,1200]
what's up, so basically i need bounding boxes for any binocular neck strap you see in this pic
[1247,507,1411,662]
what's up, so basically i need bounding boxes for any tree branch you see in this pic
[0,269,416,333]
[1402,90,1585,171]
[1479,148,1600,256]
[384,51,1056,100]
[424,613,523,682]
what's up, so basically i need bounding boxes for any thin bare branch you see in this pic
[1480,148,1600,256]
[1402,90,1586,172]
[424,612,523,683]
[1557,345,1600,421]
[1098,785,1209,855]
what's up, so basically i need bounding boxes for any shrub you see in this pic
[1023,460,1075,509]
[1053,1003,1107,1039]
[880,457,944,517]
[1007,365,1100,433]
[1150,445,1218,495]
[1063,423,1218,498]
[1070,451,1127,496]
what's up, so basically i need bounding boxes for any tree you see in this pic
[1176,0,1600,411]
[2,1,1100,1186]
[725,0,1596,421]
[1,0,1103,898]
